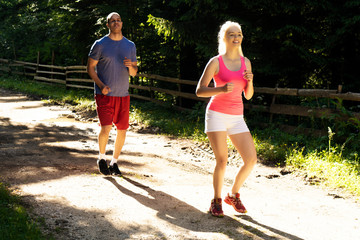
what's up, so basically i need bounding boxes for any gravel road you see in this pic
[0,88,359,240]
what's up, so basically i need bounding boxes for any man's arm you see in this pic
[87,57,111,95]
[123,57,138,77]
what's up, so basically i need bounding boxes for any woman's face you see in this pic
[225,25,243,47]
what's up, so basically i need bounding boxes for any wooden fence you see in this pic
[1,58,359,126]
[0,59,94,90]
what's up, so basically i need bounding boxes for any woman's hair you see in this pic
[218,21,244,56]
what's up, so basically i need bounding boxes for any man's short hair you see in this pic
[106,12,121,24]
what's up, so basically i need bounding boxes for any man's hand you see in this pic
[101,85,111,95]
[123,57,132,68]
[124,57,138,77]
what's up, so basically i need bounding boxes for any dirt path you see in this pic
[1,88,359,240]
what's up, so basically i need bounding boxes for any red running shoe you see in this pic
[209,198,224,217]
[224,193,247,213]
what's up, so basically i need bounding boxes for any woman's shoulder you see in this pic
[208,55,221,66]
[243,56,251,63]
[243,56,252,70]
[206,56,221,74]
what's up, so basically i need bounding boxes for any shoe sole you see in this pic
[209,210,224,218]
[97,159,110,175]
[224,198,247,213]
[110,171,122,176]
[109,164,122,176]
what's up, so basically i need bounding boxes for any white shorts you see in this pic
[205,110,250,135]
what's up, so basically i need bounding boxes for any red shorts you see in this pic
[95,94,130,130]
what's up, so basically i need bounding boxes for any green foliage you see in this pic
[147,14,176,41]
[0,75,94,109]
[1,0,360,92]
[286,145,360,196]
[252,126,308,166]
[0,182,50,239]
[130,100,207,141]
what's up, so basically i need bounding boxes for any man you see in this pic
[87,12,138,175]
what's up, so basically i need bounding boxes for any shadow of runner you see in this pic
[0,116,150,187]
[20,194,136,240]
[0,117,98,182]
[236,215,304,240]
[105,176,302,239]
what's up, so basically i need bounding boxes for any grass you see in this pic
[130,100,208,141]
[0,183,51,240]
[287,147,360,195]
[0,75,359,197]
[285,127,360,195]
[0,74,359,237]
[0,75,95,110]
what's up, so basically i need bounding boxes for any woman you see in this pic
[196,21,257,217]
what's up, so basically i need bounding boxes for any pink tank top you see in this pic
[208,55,248,115]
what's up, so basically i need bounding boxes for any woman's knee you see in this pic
[244,153,257,166]
[215,157,228,169]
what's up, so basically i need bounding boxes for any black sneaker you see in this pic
[97,159,110,175]
[109,163,122,176]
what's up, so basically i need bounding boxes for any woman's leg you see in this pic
[229,132,257,194]
[207,131,229,199]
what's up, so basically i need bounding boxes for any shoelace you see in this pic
[230,196,242,205]
[235,198,244,208]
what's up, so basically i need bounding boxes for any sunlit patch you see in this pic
[165,214,176,220]
[41,167,60,172]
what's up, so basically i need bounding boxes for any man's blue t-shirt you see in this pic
[88,35,137,97]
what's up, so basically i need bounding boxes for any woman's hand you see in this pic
[244,70,253,84]
[223,82,234,93]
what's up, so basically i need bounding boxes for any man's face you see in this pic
[107,14,122,33]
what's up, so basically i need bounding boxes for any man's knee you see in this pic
[100,125,112,135]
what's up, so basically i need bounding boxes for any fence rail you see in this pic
[1,58,359,127]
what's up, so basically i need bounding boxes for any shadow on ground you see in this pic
[105,176,303,240]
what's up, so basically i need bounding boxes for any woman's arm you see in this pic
[243,57,254,100]
[196,57,234,97]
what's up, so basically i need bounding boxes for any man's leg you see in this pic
[109,95,129,175]
[107,129,126,175]
[98,125,112,156]
[97,125,112,175]
[113,129,127,160]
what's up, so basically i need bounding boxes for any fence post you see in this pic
[37,51,40,70]
[337,85,342,94]
[65,66,69,90]
[150,78,154,100]
[51,50,55,79]
[129,77,133,94]
[336,84,343,110]
[269,84,278,123]
[35,51,40,81]
[177,82,182,107]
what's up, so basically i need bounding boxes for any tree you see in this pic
[0,0,359,92]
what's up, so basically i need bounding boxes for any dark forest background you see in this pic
[1,0,359,91]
